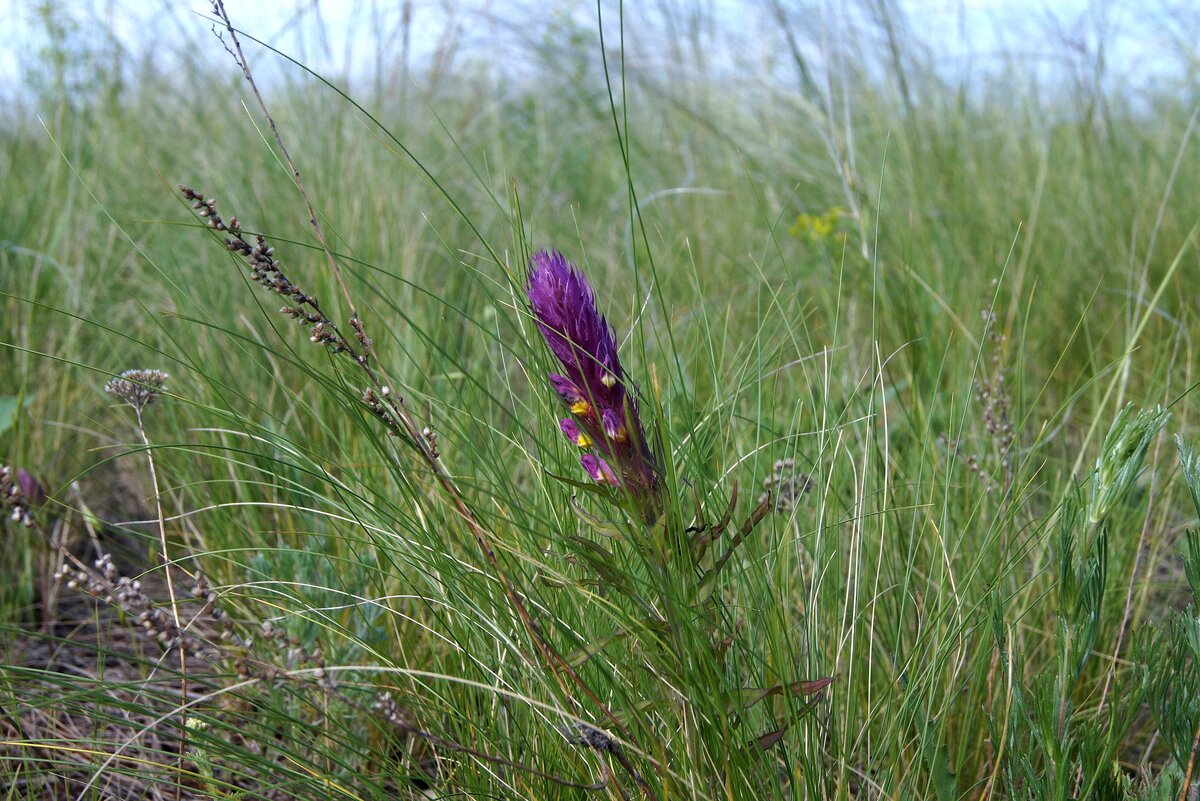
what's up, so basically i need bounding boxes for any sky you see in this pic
[0,0,1186,98]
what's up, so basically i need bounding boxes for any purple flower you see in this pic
[17,469,45,507]
[526,250,659,515]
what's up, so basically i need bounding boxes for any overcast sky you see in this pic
[0,0,1182,95]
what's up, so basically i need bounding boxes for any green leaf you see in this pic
[739,676,835,710]
[920,734,958,801]
[565,536,631,594]
[749,696,823,751]
[701,493,773,590]
[790,676,836,696]
[564,619,670,668]
[906,689,958,801]
[753,725,789,751]
[565,630,627,668]
[569,495,624,538]
[612,699,660,729]
[739,686,782,709]
[544,468,612,498]
[0,395,32,436]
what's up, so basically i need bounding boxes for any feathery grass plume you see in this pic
[525,250,660,519]
[104,368,169,411]
[1087,403,1170,525]
[1175,434,1200,519]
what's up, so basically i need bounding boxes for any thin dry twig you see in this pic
[1182,716,1200,801]
[105,368,191,793]
[208,0,360,330]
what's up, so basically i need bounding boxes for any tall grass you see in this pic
[3,1,1200,798]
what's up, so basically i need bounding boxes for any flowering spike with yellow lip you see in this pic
[527,249,660,517]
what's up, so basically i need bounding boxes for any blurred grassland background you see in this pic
[3,0,1200,799]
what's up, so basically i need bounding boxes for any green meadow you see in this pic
[3,2,1200,798]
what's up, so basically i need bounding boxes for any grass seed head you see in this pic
[104,368,169,411]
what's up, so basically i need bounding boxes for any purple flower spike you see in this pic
[526,249,660,516]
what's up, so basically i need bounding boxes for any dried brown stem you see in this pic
[1182,715,1200,801]
[707,494,773,581]
[209,0,362,338]
[134,405,190,792]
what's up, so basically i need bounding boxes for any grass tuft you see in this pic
[3,1,1200,798]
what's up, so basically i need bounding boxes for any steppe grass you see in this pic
[2,2,1200,798]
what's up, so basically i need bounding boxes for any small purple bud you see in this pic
[17,469,44,507]
[560,418,591,448]
[581,454,618,486]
